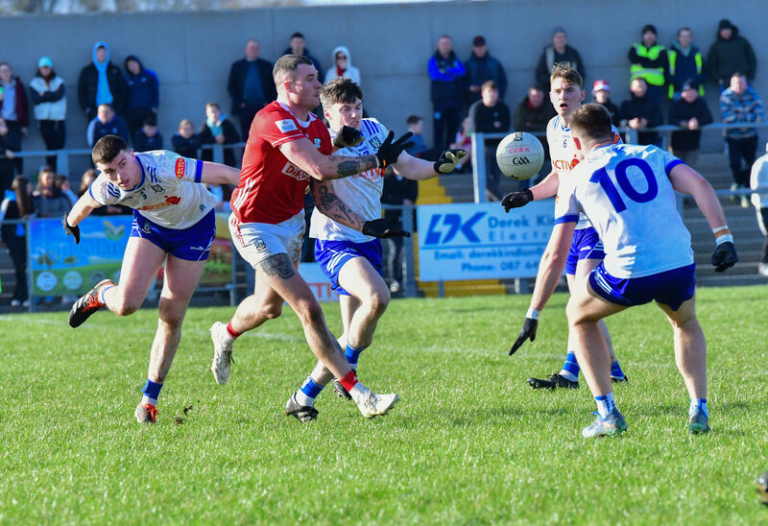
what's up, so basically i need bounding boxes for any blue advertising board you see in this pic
[416,201,555,281]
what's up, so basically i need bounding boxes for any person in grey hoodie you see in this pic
[77,42,127,122]
[324,45,361,85]
[29,56,66,170]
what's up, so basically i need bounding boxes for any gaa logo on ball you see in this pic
[496,132,545,181]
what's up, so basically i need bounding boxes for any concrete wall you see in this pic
[1,0,765,175]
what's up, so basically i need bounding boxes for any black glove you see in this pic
[362,217,411,239]
[501,189,534,213]
[62,214,80,244]
[333,125,365,149]
[375,131,414,169]
[433,149,467,174]
[711,241,738,273]
[509,317,538,355]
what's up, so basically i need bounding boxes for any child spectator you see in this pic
[133,116,163,152]
[591,80,621,127]
[619,77,663,146]
[29,56,66,170]
[405,115,428,158]
[123,55,160,142]
[87,103,129,147]
[32,165,70,218]
[56,174,78,207]
[199,102,240,167]
[668,80,713,166]
[172,119,200,159]
[0,175,34,307]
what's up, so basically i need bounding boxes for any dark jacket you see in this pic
[87,115,130,147]
[0,77,29,128]
[708,24,757,82]
[620,93,664,145]
[133,130,163,152]
[428,50,466,107]
[282,47,324,81]
[667,42,706,96]
[124,55,160,110]
[595,99,622,127]
[227,57,277,116]
[668,97,713,151]
[513,97,555,133]
[33,191,70,218]
[536,45,585,91]
[382,174,418,220]
[78,43,127,115]
[465,52,508,105]
[172,133,201,159]
[199,118,240,167]
[470,100,511,135]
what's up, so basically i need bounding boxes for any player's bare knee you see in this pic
[158,305,185,329]
[260,302,283,320]
[365,290,390,317]
[113,296,141,316]
[296,298,324,328]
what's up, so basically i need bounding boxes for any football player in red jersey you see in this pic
[210,55,413,420]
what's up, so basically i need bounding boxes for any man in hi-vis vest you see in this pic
[628,24,669,105]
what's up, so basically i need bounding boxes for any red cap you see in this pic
[593,79,611,92]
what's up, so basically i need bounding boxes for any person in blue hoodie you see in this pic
[77,42,127,122]
[124,55,160,143]
[428,35,466,151]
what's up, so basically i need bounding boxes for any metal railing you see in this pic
[472,122,768,204]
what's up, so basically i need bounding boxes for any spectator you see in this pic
[133,116,163,152]
[381,170,418,294]
[123,55,160,142]
[199,102,240,167]
[628,24,668,105]
[708,19,757,92]
[720,72,764,206]
[0,117,20,193]
[77,42,127,122]
[667,27,706,100]
[405,115,428,158]
[469,80,511,199]
[428,34,466,150]
[86,104,129,147]
[465,35,508,106]
[56,174,78,207]
[620,77,663,146]
[668,80,713,166]
[78,168,125,216]
[29,57,66,171]
[324,46,361,87]
[513,85,554,134]
[283,32,324,79]
[0,62,29,175]
[32,166,70,218]
[750,142,768,276]
[0,175,34,307]
[227,39,277,142]
[172,118,200,159]
[536,27,586,93]
[591,80,621,127]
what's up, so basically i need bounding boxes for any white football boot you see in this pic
[210,321,234,385]
[352,386,400,418]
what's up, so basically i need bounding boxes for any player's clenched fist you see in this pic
[711,240,738,272]
[375,131,415,169]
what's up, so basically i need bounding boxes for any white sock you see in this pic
[141,395,157,406]
[595,392,616,418]
[558,370,578,382]
[295,390,315,407]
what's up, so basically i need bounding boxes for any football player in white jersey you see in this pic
[62,135,241,424]
[284,77,466,419]
[509,104,738,437]
[502,63,626,390]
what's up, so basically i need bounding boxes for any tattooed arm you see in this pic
[310,180,368,231]
[279,137,378,181]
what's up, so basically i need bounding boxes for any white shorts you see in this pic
[229,211,305,268]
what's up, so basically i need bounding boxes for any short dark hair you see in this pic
[143,116,157,127]
[569,103,613,143]
[320,77,363,109]
[731,71,746,80]
[92,135,129,166]
[481,80,498,92]
[273,54,314,84]
[290,32,305,40]
[550,62,583,88]
[407,115,423,126]
[529,85,545,93]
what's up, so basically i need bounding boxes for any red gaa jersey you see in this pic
[231,101,332,224]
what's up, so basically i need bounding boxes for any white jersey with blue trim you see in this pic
[310,118,388,243]
[554,143,693,279]
[547,115,621,230]
[89,150,217,229]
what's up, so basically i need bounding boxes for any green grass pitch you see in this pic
[2,286,768,524]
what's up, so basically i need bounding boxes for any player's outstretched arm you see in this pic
[670,163,738,272]
[310,180,410,238]
[63,192,102,244]
[509,222,574,355]
[199,161,241,186]
[392,149,467,180]
[280,131,414,181]
[501,170,560,213]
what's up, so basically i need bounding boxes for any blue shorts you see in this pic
[314,239,383,296]
[131,209,215,261]
[565,227,605,275]
[589,262,696,311]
